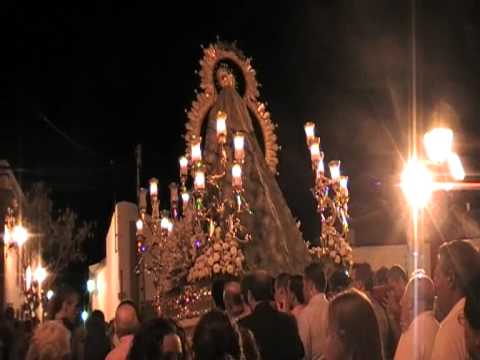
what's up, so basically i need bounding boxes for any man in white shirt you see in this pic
[464,275,480,360]
[394,272,439,360]
[297,262,329,360]
[431,239,480,360]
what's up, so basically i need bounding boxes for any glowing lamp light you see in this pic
[401,158,433,210]
[216,111,228,142]
[194,170,206,191]
[81,310,89,322]
[4,225,11,246]
[12,225,28,247]
[304,122,316,145]
[181,191,190,206]
[87,279,96,293]
[26,266,32,289]
[136,219,143,232]
[179,156,189,176]
[149,178,159,198]
[234,133,245,162]
[160,216,172,231]
[46,290,54,300]
[191,137,202,163]
[423,128,453,163]
[232,163,243,189]
[329,160,341,181]
[34,265,47,286]
[448,153,465,181]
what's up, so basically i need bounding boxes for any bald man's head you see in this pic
[115,301,140,338]
[400,273,435,329]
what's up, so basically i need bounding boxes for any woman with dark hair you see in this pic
[128,318,183,360]
[193,310,243,360]
[325,289,383,360]
[84,310,111,360]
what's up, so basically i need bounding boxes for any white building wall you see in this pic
[3,248,24,313]
[90,201,138,321]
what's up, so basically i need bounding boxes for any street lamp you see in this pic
[401,158,434,210]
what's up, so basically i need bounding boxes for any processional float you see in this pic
[134,42,351,320]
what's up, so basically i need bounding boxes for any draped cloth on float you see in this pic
[202,85,309,274]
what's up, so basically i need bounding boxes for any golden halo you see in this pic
[185,43,279,174]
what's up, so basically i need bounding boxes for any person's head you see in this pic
[464,275,480,360]
[304,262,326,302]
[274,273,290,306]
[288,275,305,307]
[128,318,183,360]
[223,281,247,318]
[211,278,227,310]
[50,285,80,323]
[387,265,408,301]
[325,289,383,360]
[246,270,274,308]
[86,309,107,335]
[327,269,352,299]
[351,263,374,293]
[434,239,480,316]
[115,300,140,338]
[25,320,71,360]
[374,266,388,286]
[193,310,242,360]
[240,273,254,307]
[400,273,435,331]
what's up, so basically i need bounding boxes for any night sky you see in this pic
[3,1,480,265]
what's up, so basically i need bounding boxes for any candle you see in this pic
[181,191,190,208]
[194,170,206,191]
[160,216,171,231]
[191,137,202,163]
[309,138,321,162]
[136,219,144,232]
[232,163,243,190]
[26,266,32,289]
[149,178,159,198]
[169,183,179,203]
[329,160,341,181]
[316,155,325,177]
[139,188,147,210]
[216,111,227,142]
[304,122,315,145]
[234,132,245,162]
[179,156,188,176]
[340,176,348,189]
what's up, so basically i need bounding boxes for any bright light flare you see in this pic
[401,158,433,209]
[423,128,453,163]
[12,225,29,246]
[86,279,96,293]
[34,265,48,285]
[447,152,465,181]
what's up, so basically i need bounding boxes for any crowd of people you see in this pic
[1,238,480,360]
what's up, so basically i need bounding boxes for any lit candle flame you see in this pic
[234,133,245,162]
[329,160,341,181]
[304,122,315,145]
[194,170,206,191]
[191,137,202,163]
[149,178,159,197]
[179,156,189,176]
[309,138,321,163]
[448,152,465,181]
[232,163,243,189]
[216,111,228,142]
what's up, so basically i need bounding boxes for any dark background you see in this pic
[3,0,480,268]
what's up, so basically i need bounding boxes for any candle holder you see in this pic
[135,110,253,312]
[304,122,352,269]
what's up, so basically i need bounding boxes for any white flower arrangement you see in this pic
[187,236,246,283]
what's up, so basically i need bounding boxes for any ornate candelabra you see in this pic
[135,110,252,313]
[304,122,352,268]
